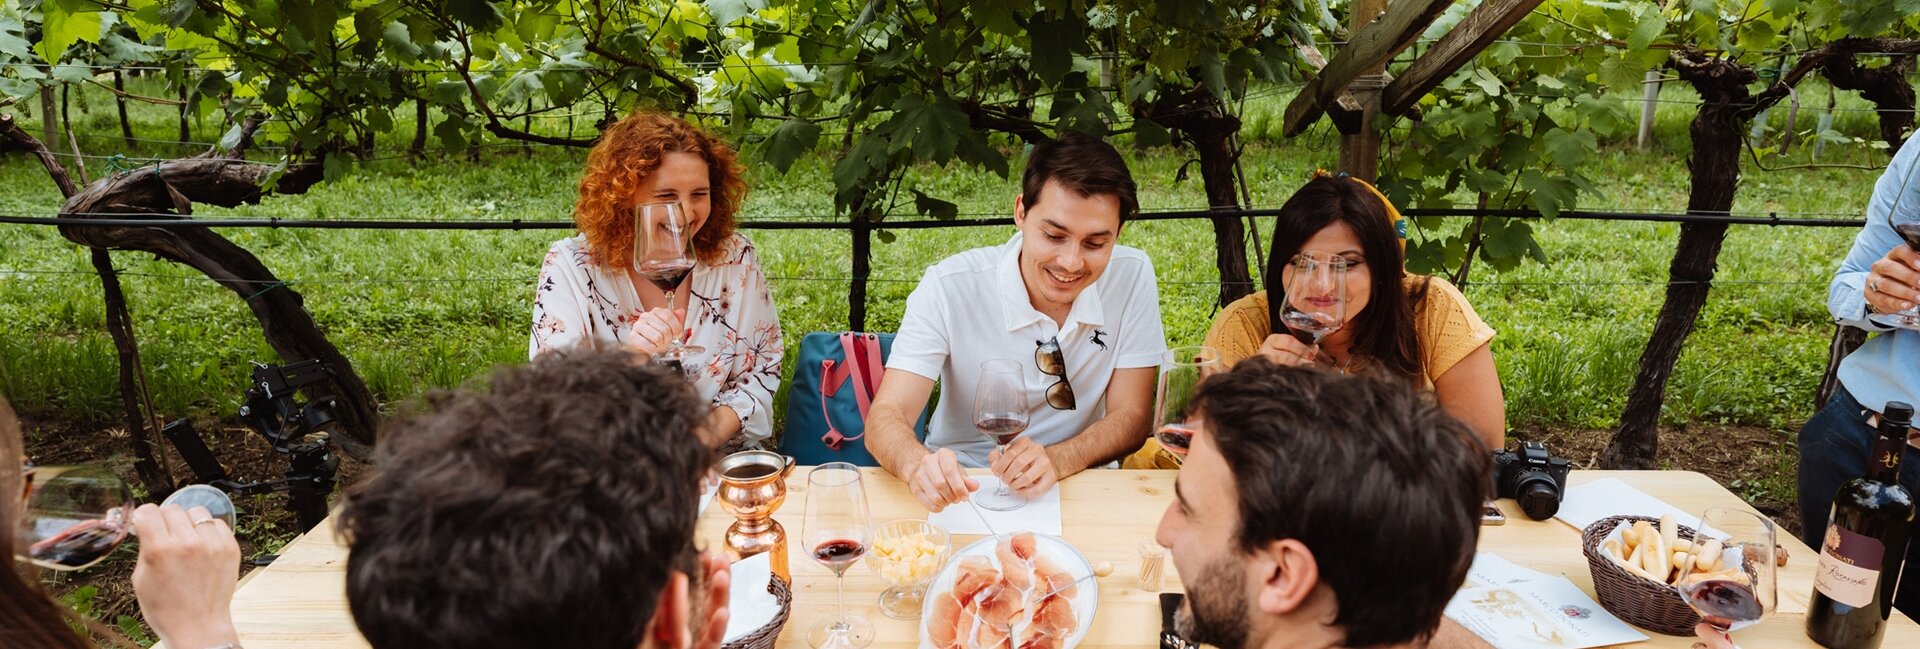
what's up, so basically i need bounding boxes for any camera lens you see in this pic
[1513,472,1561,521]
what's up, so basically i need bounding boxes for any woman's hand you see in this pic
[624,307,687,356]
[131,504,242,649]
[1866,245,1920,315]
[1254,333,1318,367]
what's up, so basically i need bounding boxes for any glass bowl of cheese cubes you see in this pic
[866,519,951,620]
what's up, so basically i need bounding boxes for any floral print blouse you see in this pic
[530,232,784,448]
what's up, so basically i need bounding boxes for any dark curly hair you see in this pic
[1194,359,1489,647]
[575,112,747,266]
[337,351,712,649]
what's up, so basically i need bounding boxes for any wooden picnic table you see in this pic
[180,470,1920,648]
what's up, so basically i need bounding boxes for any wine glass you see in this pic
[1152,346,1222,461]
[972,359,1031,512]
[1878,214,1920,328]
[1674,508,1777,646]
[16,466,238,571]
[633,201,704,363]
[1278,252,1349,361]
[804,462,873,649]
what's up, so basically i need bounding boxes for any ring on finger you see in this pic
[1872,278,1883,293]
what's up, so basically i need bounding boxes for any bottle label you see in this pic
[1814,524,1885,608]
[1870,435,1906,478]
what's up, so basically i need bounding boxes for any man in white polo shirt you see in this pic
[866,132,1166,512]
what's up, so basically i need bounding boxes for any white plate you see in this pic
[916,533,1099,649]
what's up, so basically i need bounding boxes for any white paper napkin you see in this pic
[698,485,717,516]
[1554,478,1703,532]
[925,476,1063,536]
[721,552,780,643]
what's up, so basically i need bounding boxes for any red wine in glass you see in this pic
[975,415,1028,447]
[1897,222,1920,249]
[813,538,868,575]
[1280,309,1341,345]
[1683,579,1765,631]
[1155,422,1197,456]
[637,260,694,293]
[27,519,128,570]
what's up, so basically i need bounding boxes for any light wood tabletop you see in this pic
[176,469,1920,648]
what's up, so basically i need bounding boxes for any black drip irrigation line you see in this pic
[0,208,1867,230]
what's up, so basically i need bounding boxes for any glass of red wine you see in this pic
[804,462,873,649]
[1278,252,1349,362]
[16,466,238,571]
[633,201,704,364]
[1881,223,1920,328]
[1674,508,1777,646]
[1152,346,1222,461]
[972,359,1031,511]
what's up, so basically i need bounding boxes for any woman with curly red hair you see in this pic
[531,112,783,452]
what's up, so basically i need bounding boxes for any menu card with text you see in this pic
[1447,554,1648,649]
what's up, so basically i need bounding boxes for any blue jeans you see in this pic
[1797,386,1920,620]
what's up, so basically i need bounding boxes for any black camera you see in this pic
[1491,441,1572,521]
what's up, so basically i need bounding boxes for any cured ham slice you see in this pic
[1031,554,1077,599]
[928,592,965,649]
[996,533,1037,591]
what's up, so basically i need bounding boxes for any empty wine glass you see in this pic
[972,359,1030,512]
[1152,346,1222,461]
[17,466,238,571]
[1278,252,1349,362]
[633,201,704,363]
[805,463,873,649]
[1674,508,1777,647]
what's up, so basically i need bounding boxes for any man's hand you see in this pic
[905,448,977,512]
[624,307,688,356]
[693,550,732,649]
[989,437,1060,497]
[131,504,242,649]
[1867,244,1920,315]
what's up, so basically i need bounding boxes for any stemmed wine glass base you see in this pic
[877,585,926,620]
[806,615,874,649]
[973,488,1028,511]
[649,344,707,364]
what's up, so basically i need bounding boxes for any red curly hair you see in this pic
[575,112,747,267]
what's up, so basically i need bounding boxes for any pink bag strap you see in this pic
[818,332,877,449]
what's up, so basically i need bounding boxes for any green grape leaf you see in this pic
[911,189,960,219]
[705,0,767,28]
[763,118,823,173]
[1627,11,1666,51]
[1543,128,1596,169]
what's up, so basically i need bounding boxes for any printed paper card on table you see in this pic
[925,476,1063,536]
[1446,576,1649,649]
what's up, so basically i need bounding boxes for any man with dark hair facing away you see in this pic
[336,351,731,649]
[868,130,1167,512]
[1158,358,1494,649]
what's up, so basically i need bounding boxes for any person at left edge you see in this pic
[530,112,784,453]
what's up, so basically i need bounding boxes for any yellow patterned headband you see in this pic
[1313,169,1407,253]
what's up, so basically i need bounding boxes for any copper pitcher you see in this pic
[715,450,796,580]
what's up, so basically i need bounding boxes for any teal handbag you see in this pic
[778,332,927,466]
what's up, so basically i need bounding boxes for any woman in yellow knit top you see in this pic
[1213,173,1503,448]
[1181,174,1504,456]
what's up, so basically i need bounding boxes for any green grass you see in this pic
[0,77,1892,444]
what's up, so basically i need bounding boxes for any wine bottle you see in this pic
[1807,401,1916,648]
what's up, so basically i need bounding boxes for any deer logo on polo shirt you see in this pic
[1090,329,1109,350]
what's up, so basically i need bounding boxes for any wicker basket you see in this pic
[723,574,793,649]
[1580,515,1701,636]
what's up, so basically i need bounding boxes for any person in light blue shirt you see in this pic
[1800,137,1920,619]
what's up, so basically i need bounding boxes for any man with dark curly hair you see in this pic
[1157,358,1493,649]
[336,350,730,649]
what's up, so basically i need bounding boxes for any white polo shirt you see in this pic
[886,234,1167,467]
